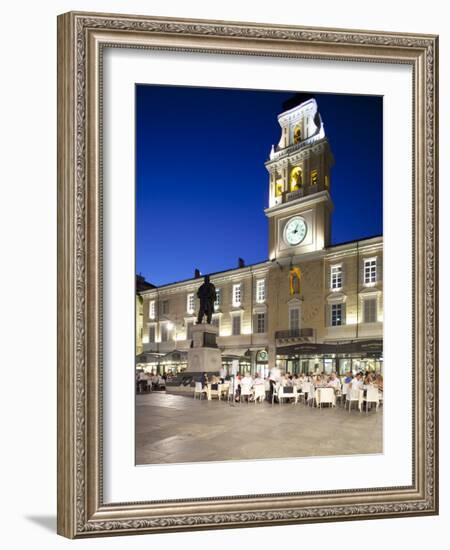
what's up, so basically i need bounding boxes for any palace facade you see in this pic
[137,96,383,377]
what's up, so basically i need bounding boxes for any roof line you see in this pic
[328,234,383,248]
[140,234,383,291]
[141,258,271,290]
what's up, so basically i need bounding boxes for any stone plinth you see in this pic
[186,323,221,373]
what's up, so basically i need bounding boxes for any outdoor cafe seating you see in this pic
[190,375,383,413]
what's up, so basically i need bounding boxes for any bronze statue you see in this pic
[196,275,216,324]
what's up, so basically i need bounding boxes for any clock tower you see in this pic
[265,96,334,260]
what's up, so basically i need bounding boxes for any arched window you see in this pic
[290,167,302,191]
[293,124,302,144]
[275,180,283,197]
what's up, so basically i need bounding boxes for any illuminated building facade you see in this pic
[137,96,383,376]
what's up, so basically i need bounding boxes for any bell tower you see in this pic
[265,96,334,260]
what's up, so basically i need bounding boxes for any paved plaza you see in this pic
[136,392,383,465]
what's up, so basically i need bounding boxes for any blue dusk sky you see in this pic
[136,85,383,287]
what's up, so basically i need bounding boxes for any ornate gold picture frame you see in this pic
[57,11,438,538]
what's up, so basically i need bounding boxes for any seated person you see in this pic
[240,373,254,400]
[285,375,294,387]
[253,373,265,386]
[326,372,341,390]
[315,374,325,386]
[240,372,253,389]
[374,373,384,391]
[350,372,364,391]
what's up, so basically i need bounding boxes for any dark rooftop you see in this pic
[282,93,315,113]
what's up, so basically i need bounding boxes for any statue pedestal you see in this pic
[186,323,221,373]
[165,323,222,395]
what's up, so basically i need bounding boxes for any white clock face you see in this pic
[283,216,307,246]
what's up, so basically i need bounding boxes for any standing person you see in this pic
[201,372,208,389]
[219,366,226,384]
[268,364,281,401]
[344,371,353,384]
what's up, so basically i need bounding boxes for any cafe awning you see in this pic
[277,339,383,356]
[221,348,250,359]
[160,350,188,363]
[135,351,165,364]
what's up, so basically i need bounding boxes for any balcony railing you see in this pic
[275,328,314,339]
[270,133,324,161]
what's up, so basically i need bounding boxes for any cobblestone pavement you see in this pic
[136,392,383,465]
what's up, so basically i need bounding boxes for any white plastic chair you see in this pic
[341,383,349,402]
[302,382,315,406]
[219,384,230,401]
[363,386,380,412]
[253,385,266,403]
[208,383,221,400]
[295,381,305,403]
[271,382,281,404]
[377,388,383,406]
[278,386,298,405]
[194,382,207,400]
[317,387,336,408]
[346,388,362,412]
[240,385,253,403]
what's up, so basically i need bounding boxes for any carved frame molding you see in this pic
[57,11,438,538]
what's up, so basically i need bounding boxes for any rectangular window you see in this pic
[214,288,221,311]
[232,283,241,307]
[311,169,319,186]
[256,312,266,334]
[149,300,156,319]
[364,258,377,284]
[149,325,156,343]
[160,323,169,342]
[289,308,300,331]
[161,300,169,315]
[364,298,377,323]
[331,303,343,326]
[187,293,195,314]
[256,279,265,303]
[330,265,342,290]
[232,314,241,336]
[186,320,194,340]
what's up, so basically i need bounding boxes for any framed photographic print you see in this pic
[57,11,439,538]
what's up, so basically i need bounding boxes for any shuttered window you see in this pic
[364,298,377,323]
[232,315,241,335]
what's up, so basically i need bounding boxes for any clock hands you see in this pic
[284,217,306,246]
